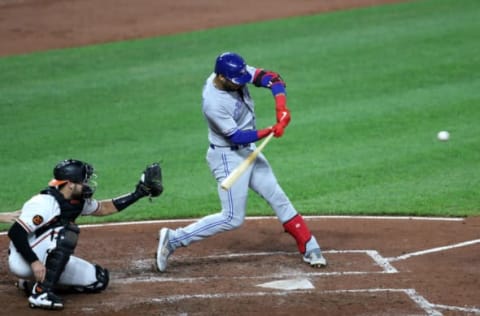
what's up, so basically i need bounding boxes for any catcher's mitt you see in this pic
[137,162,163,197]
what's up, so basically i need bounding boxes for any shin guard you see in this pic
[283,214,312,254]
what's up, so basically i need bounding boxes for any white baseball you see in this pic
[437,131,450,141]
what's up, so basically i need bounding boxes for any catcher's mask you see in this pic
[214,52,252,86]
[49,159,97,199]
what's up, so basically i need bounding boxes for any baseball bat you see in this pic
[221,133,274,190]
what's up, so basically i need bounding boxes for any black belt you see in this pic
[209,144,250,151]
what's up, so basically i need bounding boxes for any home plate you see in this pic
[256,278,314,290]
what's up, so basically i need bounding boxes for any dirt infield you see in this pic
[1,0,479,315]
[0,0,407,57]
[1,216,479,315]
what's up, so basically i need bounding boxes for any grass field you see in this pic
[0,0,479,230]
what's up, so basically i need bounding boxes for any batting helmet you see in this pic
[214,52,252,85]
[49,159,96,198]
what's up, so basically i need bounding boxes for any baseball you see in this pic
[437,131,450,141]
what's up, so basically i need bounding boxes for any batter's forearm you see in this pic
[229,128,273,144]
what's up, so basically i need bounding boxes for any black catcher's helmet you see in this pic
[49,159,96,198]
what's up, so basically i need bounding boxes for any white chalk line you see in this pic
[3,216,478,314]
[114,271,389,285]
[116,248,480,314]
[0,214,464,236]
[116,249,395,285]
[116,249,396,284]
[70,215,468,229]
[388,238,480,262]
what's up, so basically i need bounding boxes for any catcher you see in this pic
[7,159,163,310]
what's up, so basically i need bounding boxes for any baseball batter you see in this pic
[156,52,327,272]
[8,159,163,310]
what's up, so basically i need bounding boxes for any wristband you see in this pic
[112,189,144,212]
[257,127,273,139]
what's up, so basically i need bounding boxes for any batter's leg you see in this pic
[249,154,327,267]
[156,148,252,272]
[169,169,251,248]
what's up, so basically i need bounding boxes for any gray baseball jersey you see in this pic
[168,65,320,254]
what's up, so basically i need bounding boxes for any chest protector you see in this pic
[40,187,86,225]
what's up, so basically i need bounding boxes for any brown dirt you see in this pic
[1,0,406,57]
[1,216,480,315]
[1,0,479,315]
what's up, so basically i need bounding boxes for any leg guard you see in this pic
[41,223,79,290]
[283,214,312,254]
[74,264,109,293]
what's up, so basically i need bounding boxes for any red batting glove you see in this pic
[277,108,291,126]
[272,122,285,138]
[275,94,291,127]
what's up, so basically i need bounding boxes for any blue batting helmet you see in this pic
[214,52,252,85]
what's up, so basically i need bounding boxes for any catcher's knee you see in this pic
[75,264,109,293]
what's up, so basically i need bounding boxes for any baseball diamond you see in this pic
[1,216,479,315]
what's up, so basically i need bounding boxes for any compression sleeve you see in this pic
[229,130,260,144]
[8,222,39,264]
[229,128,272,144]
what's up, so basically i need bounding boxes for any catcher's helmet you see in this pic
[49,159,96,198]
[214,52,252,85]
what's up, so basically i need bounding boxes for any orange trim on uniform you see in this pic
[16,218,32,234]
[31,231,59,248]
[48,179,68,187]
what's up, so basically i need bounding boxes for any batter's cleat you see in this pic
[303,248,327,267]
[156,228,174,272]
[28,285,64,310]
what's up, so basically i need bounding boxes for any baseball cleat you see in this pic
[28,287,64,310]
[303,249,327,267]
[156,228,174,272]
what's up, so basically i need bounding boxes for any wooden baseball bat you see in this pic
[220,133,274,190]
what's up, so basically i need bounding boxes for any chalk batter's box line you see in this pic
[115,250,480,314]
[187,249,398,273]
[114,249,397,285]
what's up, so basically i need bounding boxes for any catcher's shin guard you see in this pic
[42,223,79,290]
[283,214,312,254]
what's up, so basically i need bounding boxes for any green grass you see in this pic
[1,0,479,230]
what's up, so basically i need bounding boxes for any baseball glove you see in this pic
[137,162,164,198]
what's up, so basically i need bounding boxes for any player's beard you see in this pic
[71,183,84,200]
[223,80,242,91]
[216,75,242,91]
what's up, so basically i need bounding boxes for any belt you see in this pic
[209,143,250,151]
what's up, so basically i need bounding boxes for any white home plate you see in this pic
[256,278,314,290]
